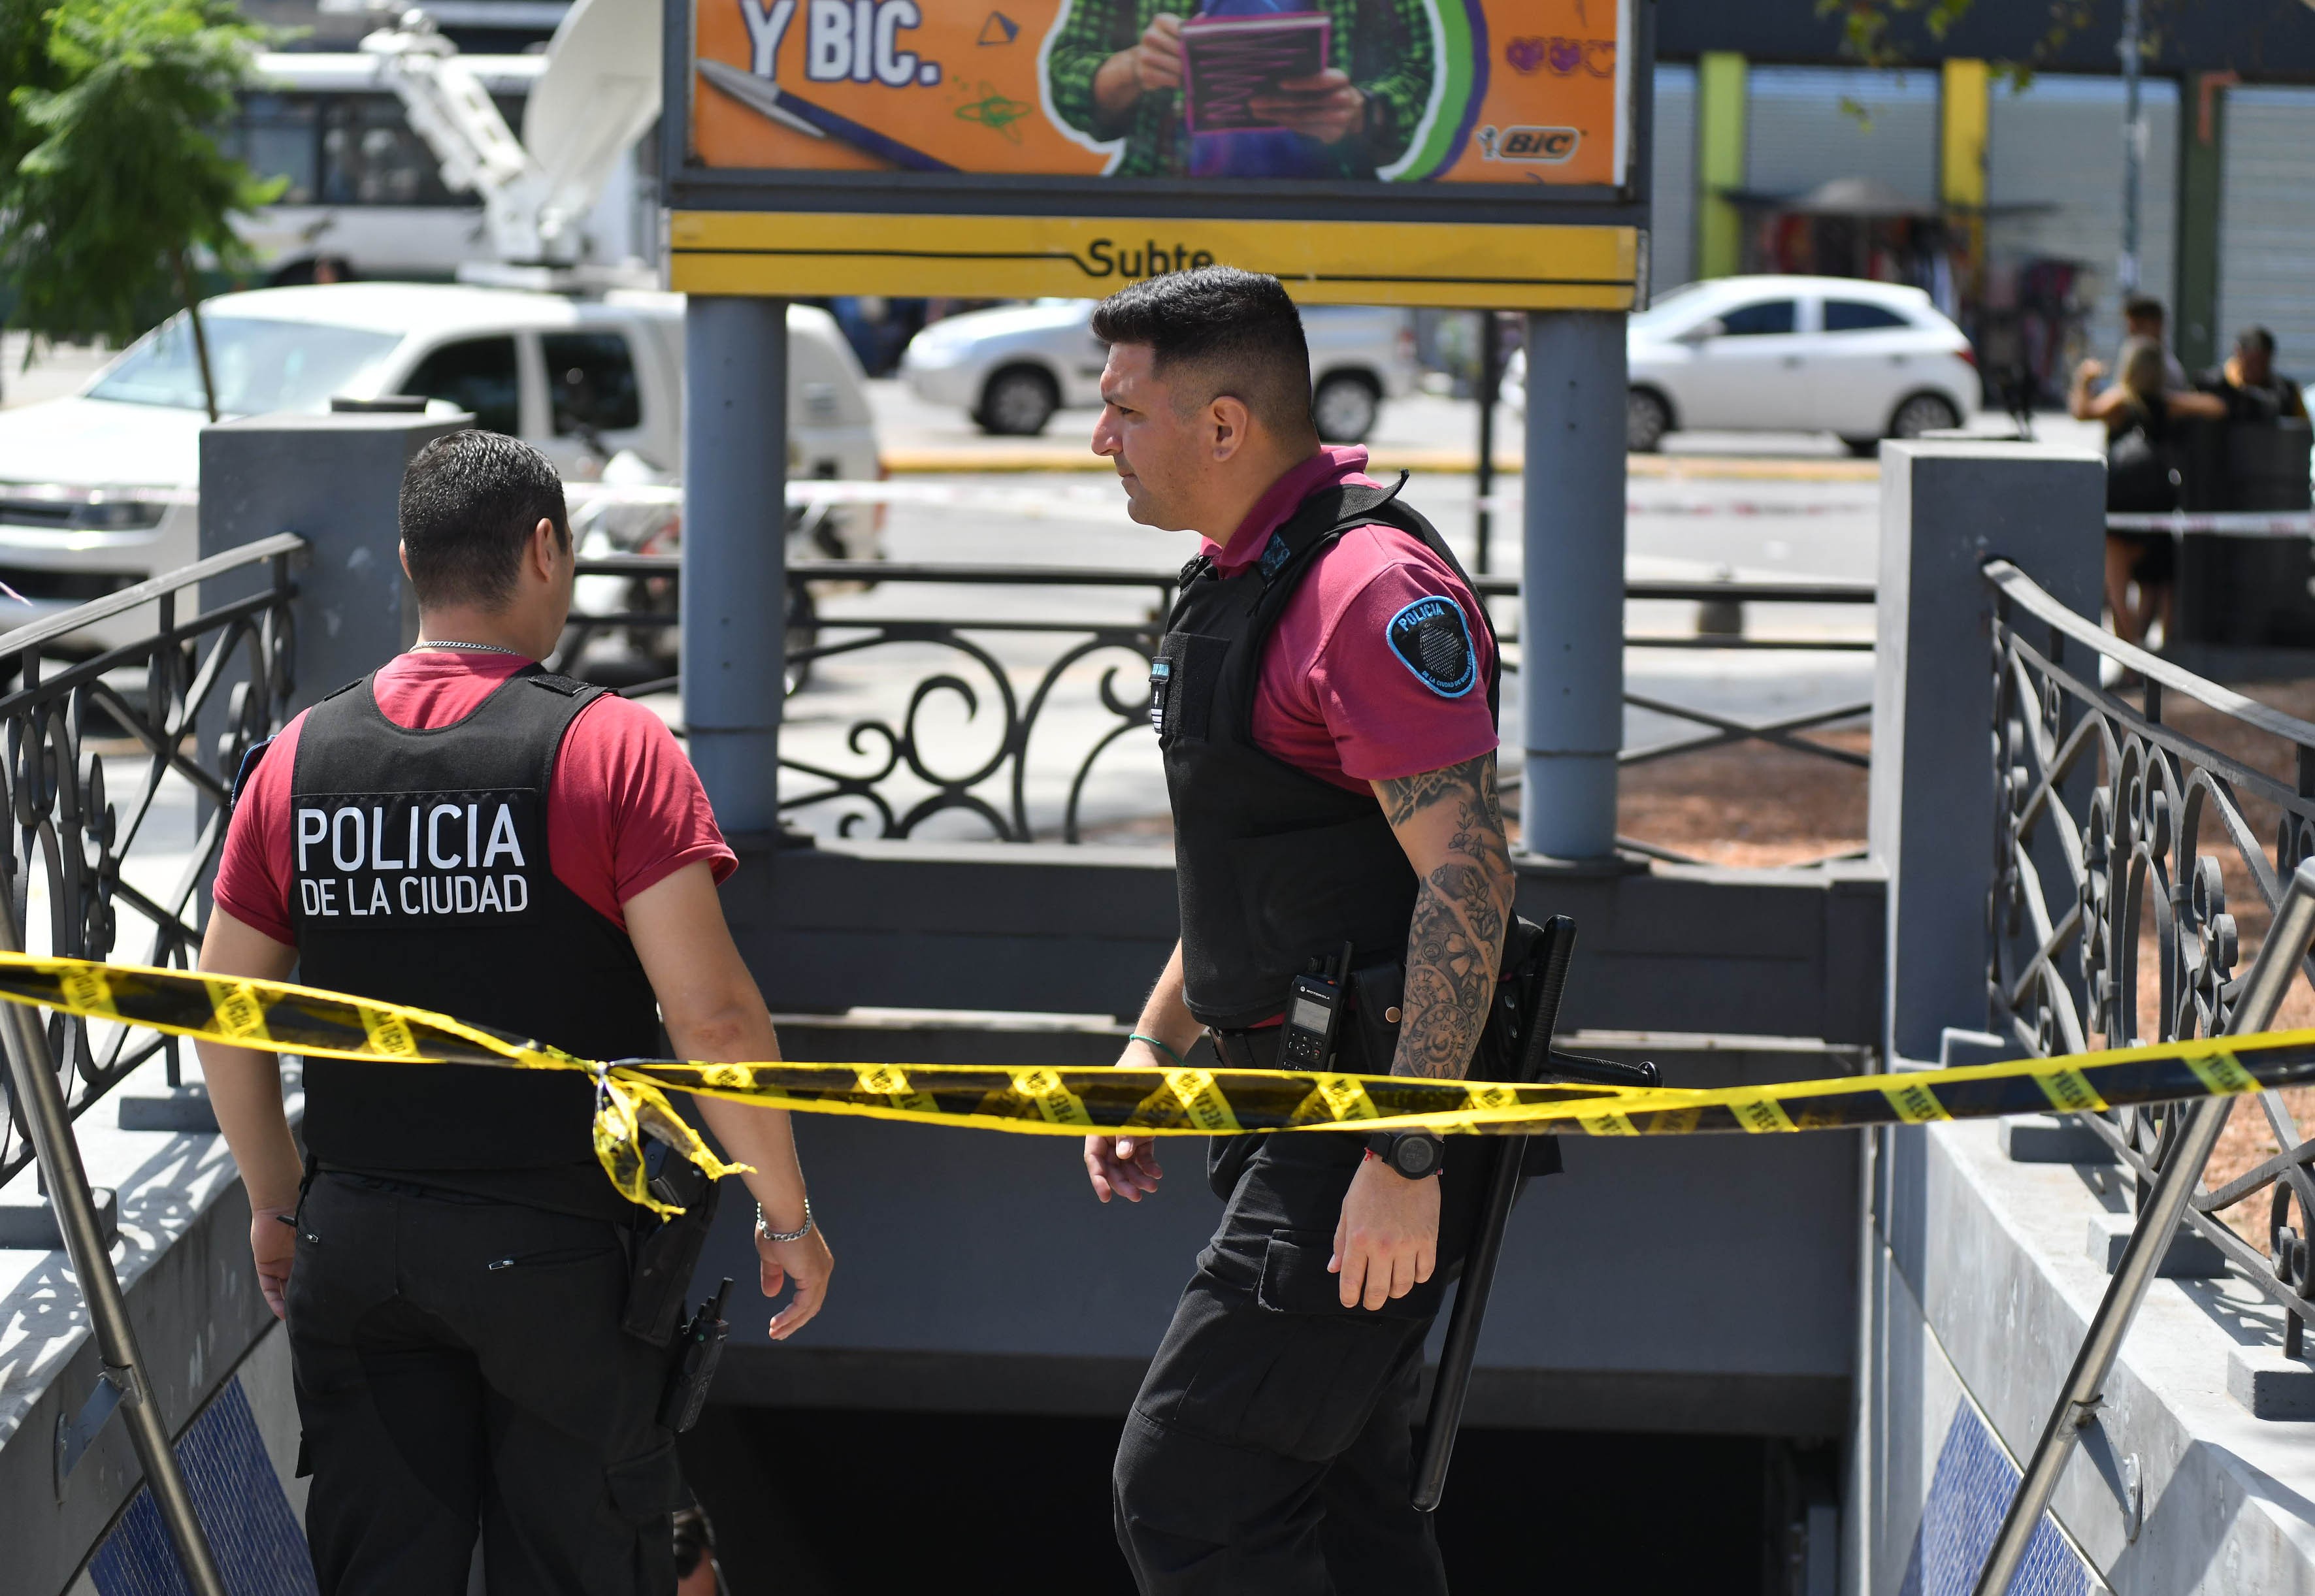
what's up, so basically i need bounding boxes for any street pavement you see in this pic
[0,333,111,410]
[2,337,2105,849]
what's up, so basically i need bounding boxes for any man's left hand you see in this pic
[1330,1150,1438,1309]
[1249,71,1366,144]
[757,1218,834,1341]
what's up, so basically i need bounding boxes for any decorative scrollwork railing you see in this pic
[1987,556,2315,1355]
[0,534,301,1186]
[565,552,1877,851]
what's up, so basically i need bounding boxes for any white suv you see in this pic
[900,298,1420,443]
[0,282,881,640]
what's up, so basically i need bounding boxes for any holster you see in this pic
[620,1154,723,1347]
[1205,922,1564,1202]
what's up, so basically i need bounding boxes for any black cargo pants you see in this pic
[286,1170,686,1596]
[1113,1130,1488,1596]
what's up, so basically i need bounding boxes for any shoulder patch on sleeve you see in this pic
[1385,596,1477,698]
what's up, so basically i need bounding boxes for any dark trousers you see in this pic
[1113,1132,1486,1596]
[287,1171,685,1596]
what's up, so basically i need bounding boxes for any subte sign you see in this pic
[666,0,1652,310]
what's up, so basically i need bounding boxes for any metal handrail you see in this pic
[0,534,304,1184]
[1982,555,2315,1591]
[567,554,1875,845]
[585,551,1881,610]
[0,531,304,658]
[0,536,301,1596]
[1985,556,2315,750]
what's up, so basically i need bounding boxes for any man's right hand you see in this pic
[1131,13,1184,93]
[1085,1133,1163,1203]
[251,1205,295,1320]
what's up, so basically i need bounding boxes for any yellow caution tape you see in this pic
[6,953,2313,1216]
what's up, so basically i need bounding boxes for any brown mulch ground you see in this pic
[1615,723,1871,868]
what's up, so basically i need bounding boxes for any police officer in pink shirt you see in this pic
[196,432,832,1595]
[1083,268,1519,1595]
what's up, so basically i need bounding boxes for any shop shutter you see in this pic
[1650,63,1696,295]
[1744,67,1937,206]
[1985,74,2179,368]
[2218,87,2315,390]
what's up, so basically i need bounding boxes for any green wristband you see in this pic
[1128,1032,1188,1069]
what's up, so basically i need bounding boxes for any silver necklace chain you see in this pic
[417,640,527,657]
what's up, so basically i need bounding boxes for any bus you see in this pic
[224,52,653,282]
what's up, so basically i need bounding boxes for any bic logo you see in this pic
[1479,125,1580,163]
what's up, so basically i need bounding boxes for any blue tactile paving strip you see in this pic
[88,1376,315,1596]
[1899,1400,2093,1596]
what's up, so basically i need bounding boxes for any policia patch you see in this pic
[1385,596,1477,698]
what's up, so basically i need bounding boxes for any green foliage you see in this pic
[0,0,282,355]
[1,0,67,175]
[1814,0,2122,94]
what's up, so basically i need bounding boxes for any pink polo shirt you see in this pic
[1203,448,1499,794]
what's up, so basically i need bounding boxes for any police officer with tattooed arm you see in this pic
[196,432,833,1595]
[1081,269,1519,1595]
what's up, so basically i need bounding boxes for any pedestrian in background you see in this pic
[2202,325,2309,425]
[2118,294,2190,391]
[2071,338,2226,647]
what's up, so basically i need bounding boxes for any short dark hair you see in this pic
[398,430,568,610]
[1091,267,1315,437]
[2123,295,2167,325]
[2237,325,2278,356]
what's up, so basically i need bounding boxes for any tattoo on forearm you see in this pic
[1375,754,1516,1080]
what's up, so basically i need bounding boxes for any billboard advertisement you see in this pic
[668,1,1647,308]
[689,0,1631,187]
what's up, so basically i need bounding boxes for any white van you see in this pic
[0,282,881,638]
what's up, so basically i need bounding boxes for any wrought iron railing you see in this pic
[560,553,1876,849]
[0,534,301,1186]
[1986,555,2315,1356]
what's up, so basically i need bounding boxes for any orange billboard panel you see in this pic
[689,1,1632,189]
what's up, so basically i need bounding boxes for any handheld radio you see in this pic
[1280,941,1356,1067]
[657,1277,732,1435]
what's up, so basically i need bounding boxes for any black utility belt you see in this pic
[1212,928,1662,1094]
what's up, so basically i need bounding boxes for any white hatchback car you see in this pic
[900,297,1421,443]
[0,283,881,640]
[1505,275,1979,454]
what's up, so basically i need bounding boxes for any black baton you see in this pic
[1410,915,1574,1513]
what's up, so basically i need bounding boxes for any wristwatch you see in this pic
[1366,1129,1445,1179]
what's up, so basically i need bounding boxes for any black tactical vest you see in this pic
[1151,479,1501,1030]
[288,666,662,1172]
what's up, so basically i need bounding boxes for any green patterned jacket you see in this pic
[1045,0,1437,180]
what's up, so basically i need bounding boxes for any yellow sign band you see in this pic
[8,954,2314,1213]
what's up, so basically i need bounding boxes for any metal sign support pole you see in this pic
[681,294,791,834]
[1971,856,2315,1596]
[0,890,227,1596]
[1519,310,1628,859]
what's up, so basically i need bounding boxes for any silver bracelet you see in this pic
[756,1198,813,1243]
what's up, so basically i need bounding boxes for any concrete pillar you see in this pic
[1519,311,1627,860]
[682,296,788,836]
[194,410,465,936]
[200,411,465,712]
[1695,51,1747,280]
[1867,442,2103,1066]
[2174,72,2229,374]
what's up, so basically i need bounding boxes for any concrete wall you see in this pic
[0,1062,293,1596]
[1863,1119,2315,1595]
[729,838,1887,1045]
[699,1030,1863,1440]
